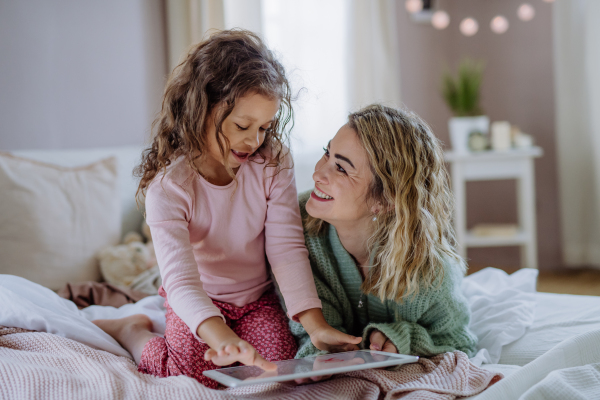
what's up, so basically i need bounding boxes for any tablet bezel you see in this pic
[202,350,419,387]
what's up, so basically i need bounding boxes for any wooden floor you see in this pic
[467,266,600,296]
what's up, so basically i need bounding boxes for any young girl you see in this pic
[94,29,360,388]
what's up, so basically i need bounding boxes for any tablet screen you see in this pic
[203,350,419,387]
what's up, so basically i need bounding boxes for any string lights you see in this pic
[404,0,550,37]
[490,15,509,34]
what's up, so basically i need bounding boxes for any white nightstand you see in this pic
[444,147,543,269]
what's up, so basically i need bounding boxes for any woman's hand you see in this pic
[198,316,277,371]
[296,308,362,353]
[369,330,397,353]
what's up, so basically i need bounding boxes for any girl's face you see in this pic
[306,124,376,226]
[206,92,280,170]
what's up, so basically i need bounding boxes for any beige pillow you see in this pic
[0,153,121,290]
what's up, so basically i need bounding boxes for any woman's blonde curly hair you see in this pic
[305,104,464,302]
[135,29,293,198]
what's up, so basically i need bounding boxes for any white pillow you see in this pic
[0,153,121,290]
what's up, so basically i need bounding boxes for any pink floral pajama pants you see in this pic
[137,286,298,388]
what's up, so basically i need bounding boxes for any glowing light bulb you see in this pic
[490,15,509,34]
[518,4,535,21]
[460,18,479,37]
[405,0,423,14]
[432,11,450,30]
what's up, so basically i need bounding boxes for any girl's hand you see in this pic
[204,338,277,371]
[296,309,362,353]
[309,325,361,353]
[369,330,397,353]
[198,316,276,371]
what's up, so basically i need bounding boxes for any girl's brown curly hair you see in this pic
[135,29,293,198]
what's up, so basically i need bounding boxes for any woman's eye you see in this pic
[336,163,346,174]
[236,124,249,131]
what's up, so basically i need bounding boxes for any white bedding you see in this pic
[473,329,600,400]
[4,268,600,398]
[499,292,600,366]
[0,267,538,366]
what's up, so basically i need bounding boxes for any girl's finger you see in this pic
[251,352,277,371]
[237,341,277,371]
[204,348,217,361]
[225,344,239,356]
[335,330,362,345]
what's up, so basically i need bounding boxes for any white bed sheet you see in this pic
[498,292,600,366]
[1,267,538,366]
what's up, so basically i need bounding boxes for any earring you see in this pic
[372,216,377,222]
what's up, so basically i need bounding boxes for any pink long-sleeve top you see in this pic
[145,152,322,340]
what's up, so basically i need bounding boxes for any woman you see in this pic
[290,104,478,359]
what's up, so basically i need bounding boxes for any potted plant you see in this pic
[441,58,489,154]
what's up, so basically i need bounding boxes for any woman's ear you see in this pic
[370,200,394,215]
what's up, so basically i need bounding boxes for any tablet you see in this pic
[203,350,419,387]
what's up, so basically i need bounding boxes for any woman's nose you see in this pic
[313,158,328,184]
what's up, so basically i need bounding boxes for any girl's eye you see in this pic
[335,163,347,174]
[323,147,330,157]
[236,124,249,131]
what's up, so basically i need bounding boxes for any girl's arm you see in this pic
[263,154,360,350]
[289,274,360,358]
[146,177,225,339]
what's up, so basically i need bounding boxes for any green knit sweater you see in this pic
[289,191,478,359]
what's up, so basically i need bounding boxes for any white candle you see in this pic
[491,121,512,151]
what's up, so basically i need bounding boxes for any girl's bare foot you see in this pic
[93,314,158,364]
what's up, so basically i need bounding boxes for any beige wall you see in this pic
[397,0,562,271]
[0,0,168,151]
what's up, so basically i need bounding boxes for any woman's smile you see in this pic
[311,186,334,201]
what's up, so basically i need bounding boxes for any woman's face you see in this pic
[306,124,376,226]
[206,92,280,169]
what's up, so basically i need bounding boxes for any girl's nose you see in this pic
[246,130,262,149]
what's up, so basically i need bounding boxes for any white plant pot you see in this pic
[448,116,490,154]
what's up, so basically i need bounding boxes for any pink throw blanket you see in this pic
[0,327,501,399]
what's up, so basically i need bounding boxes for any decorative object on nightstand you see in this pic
[441,58,489,154]
[491,121,512,151]
[445,147,543,269]
[468,131,488,152]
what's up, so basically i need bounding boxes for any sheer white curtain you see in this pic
[554,0,600,267]
[163,0,402,192]
[346,0,402,112]
[164,0,225,71]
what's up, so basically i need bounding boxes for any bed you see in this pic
[1,146,599,399]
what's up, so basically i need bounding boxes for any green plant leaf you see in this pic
[440,58,485,117]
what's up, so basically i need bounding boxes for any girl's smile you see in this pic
[199,92,280,185]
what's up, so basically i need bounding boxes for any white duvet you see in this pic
[0,267,538,366]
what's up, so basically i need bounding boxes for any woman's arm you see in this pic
[362,267,478,357]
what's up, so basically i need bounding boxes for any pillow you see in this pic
[0,153,121,290]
